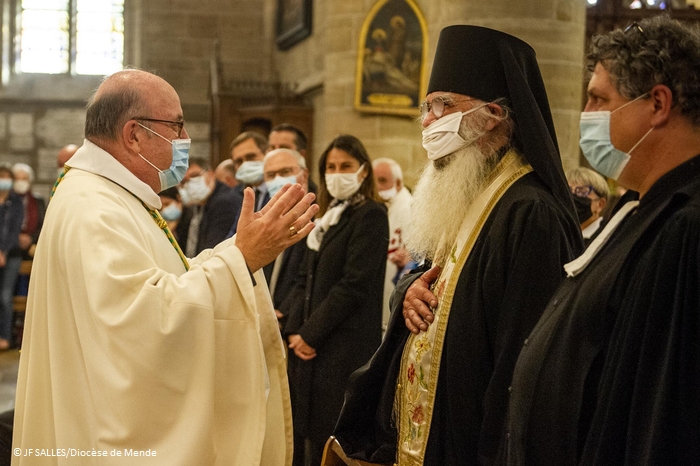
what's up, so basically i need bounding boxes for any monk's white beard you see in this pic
[405,142,499,264]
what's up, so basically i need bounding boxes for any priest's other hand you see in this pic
[236,184,319,272]
[288,334,317,360]
[403,265,441,334]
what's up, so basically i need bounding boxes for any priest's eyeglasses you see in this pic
[420,96,476,121]
[134,117,185,138]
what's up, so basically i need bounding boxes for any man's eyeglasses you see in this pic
[134,117,185,138]
[571,185,599,198]
[624,22,645,37]
[264,166,300,180]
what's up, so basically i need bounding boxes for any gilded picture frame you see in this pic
[354,0,428,117]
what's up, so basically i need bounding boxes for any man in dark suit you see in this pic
[261,148,315,328]
[176,156,242,256]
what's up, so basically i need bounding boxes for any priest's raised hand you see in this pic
[235,183,318,272]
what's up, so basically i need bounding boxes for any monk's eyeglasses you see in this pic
[420,96,476,121]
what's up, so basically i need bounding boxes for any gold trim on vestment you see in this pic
[394,150,532,465]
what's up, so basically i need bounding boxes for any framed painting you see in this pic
[276,0,313,50]
[355,0,428,117]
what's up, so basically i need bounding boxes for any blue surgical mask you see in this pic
[579,93,653,180]
[0,179,12,191]
[138,123,191,191]
[160,203,182,221]
[266,174,298,198]
[235,161,264,185]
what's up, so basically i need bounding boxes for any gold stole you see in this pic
[394,150,531,465]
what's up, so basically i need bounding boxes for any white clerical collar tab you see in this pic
[564,200,640,277]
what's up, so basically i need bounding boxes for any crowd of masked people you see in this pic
[5,13,700,466]
[149,124,417,466]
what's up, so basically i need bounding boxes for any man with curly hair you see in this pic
[503,15,700,466]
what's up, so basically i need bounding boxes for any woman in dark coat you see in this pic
[282,135,389,466]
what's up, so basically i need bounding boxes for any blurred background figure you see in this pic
[11,164,45,261]
[227,131,269,238]
[214,159,238,188]
[566,167,609,244]
[0,165,24,351]
[372,157,413,327]
[268,123,308,155]
[267,123,318,196]
[176,157,241,256]
[261,148,313,329]
[282,135,388,466]
[231,131,268,207]
[158,187,183,240]
[56,144,79,176]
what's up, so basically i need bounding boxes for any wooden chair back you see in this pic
[320,436,390,466]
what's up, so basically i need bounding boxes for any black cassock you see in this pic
[333,172,583,466]
[504,154,700,466]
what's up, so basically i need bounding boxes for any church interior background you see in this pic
[2,0,700,195]
[0,0,700,410]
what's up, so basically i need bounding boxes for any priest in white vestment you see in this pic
[12,70,318,466]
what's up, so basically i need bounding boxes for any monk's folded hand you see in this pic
[236,184,319,272]
[403,265,441,334]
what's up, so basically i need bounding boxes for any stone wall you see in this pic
[0,0,273,191]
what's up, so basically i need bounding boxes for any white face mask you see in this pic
[182,175,212,204]
[379,186,397,201]
[325,164,365,200]
[421,103,489,160]
[13,180,30,195]
[177,186,191,206]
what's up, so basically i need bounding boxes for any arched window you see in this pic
[17,0,124,75]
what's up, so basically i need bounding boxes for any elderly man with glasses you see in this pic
[333,25,582,466]
[260,148,315,327]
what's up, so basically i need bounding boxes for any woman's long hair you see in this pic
[317,134,381,214]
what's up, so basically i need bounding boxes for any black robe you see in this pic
[333,172,583,466]
[282,199,389,448]
[503,154,700,466]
